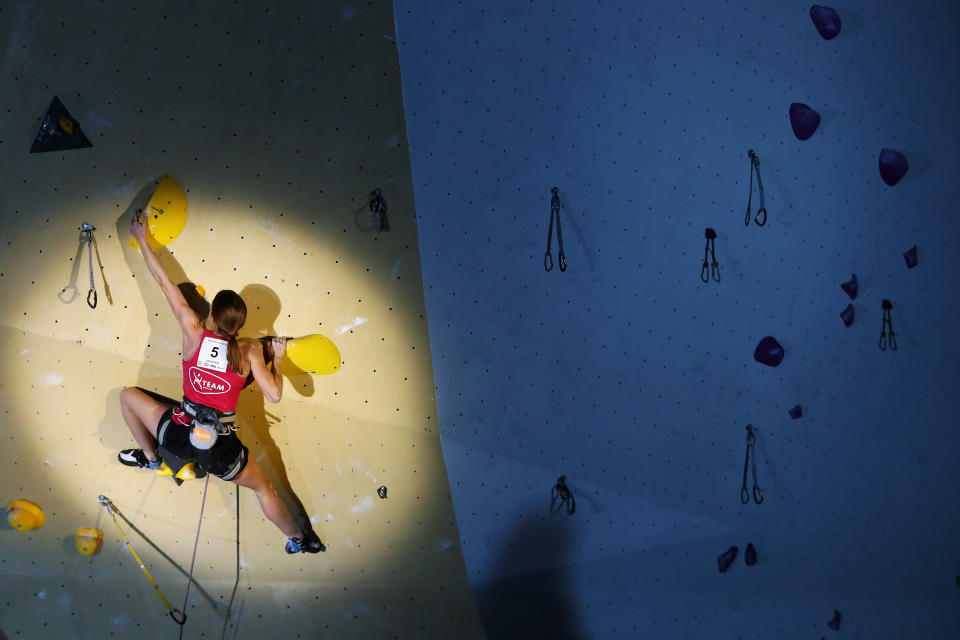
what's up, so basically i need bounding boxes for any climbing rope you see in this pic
[98,495,186,625]
[98,478,211,634]
[179,473,211,640]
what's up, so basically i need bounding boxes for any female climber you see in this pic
[116,210,323,554]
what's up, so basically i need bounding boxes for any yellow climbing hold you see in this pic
[74,528,103,556]
[155,461,199,481]
[58,117,74,134]
[129,174,188,251]
[286,334,342,375]
[6,499,46,532]
[194,285,206,298]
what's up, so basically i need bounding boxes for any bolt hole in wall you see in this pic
[0,2,485,639]
[394,1,960,639]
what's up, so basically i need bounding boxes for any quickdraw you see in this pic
[80,223,98,308]
[745,150,767,227]
[879,299,898,351]
[701,228,720,283]
[98,495,186,625]
[369,188,389,231]
[544,187,567,272]
[740,425,764,504]
[550,475,576,515]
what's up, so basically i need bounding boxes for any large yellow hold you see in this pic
[285,334,341,375]
[6,499,46,531]
[129,174,188,250]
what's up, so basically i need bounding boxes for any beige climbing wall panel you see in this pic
[0,2,484,639]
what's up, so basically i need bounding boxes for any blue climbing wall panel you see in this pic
[394,1,960,637]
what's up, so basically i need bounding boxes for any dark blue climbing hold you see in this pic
[789,103,821,140]
[754,336,785,367]
[810,6,842,40]
[828,609,842,631]
[903,245,918,268]
[841,304,855,327]
[879,148,909,186]
[717,545,738,573]
[745,543,758,566]
[30,96,93,153]
[789,405,803,419]
[841,273,858,299]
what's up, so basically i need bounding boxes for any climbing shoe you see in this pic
[118,448,162,470]
[285,530,326,554]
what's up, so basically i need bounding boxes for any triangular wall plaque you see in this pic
[30,96,93,153]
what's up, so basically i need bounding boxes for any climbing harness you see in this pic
[368,188,389,231]
[98,495,186,626]
[701,228,720,282]
[181,397,237,451]
[745,150,767,227]
[740,425,764,505]
[879,299,898,351]
[544,187,567,272]
[550,475,576,515]
[80,223,97,308]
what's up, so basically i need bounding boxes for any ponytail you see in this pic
[211,290,247,375]
[224,332,244,376]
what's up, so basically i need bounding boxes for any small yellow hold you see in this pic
[6,499,46,532]
[194,285,205,298]
[74,528,103,556]
[176,462,198,481]
[58,117,74,134]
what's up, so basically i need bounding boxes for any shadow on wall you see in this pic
[235,283,316,535]
[474,507,587,639]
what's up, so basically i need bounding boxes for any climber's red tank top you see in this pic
[182,329,247,413]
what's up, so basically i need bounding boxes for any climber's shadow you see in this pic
[235,284,316,534]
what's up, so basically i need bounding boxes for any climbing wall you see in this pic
[394,0,960,638]
[0,2,483,639]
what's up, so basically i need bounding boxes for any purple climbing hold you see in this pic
[841,273,858,299]
[810,6,842,40]
[789,103,821,140]
[903,245,918,269]
[879,148,909,186]
[789,405,803,419]
[754,336,785,367]
[745,543,758,566]
[828,609,842,631]
[841,304,855,327]
[717,545,738,573]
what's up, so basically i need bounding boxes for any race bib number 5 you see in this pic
[197,336,229,372]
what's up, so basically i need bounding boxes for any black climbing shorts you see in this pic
[157,407,249,481]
